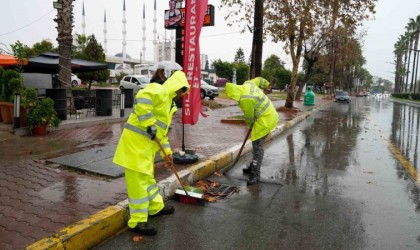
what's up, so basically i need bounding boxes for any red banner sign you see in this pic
[182,0,208,125]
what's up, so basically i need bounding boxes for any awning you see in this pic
[23,52,108,74]
[0,53,28,68]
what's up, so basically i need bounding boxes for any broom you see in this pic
[155,138,205,205]
[231,128,252,168]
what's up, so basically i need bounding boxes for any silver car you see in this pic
[200,80,219,100]
[335,91,350,103]
[119,75,150,91]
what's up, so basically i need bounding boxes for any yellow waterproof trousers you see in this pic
[125,168,164,228]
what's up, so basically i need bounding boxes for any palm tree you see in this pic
[400,33,411,92]
[54,0,73,89]
[404,20,416,91]
[394,36,406,93]
[410,15,420,93]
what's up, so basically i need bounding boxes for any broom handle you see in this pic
[233,128,252,166]
[154,138,189,196]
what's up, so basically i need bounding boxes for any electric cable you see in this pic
[0,9,55,37]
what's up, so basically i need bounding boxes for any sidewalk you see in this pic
[0,95,331,249]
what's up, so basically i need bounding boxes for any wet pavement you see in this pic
[94,97,420,250]
[0,95,330,249]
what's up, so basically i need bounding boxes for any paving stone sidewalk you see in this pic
[0,96,330,249]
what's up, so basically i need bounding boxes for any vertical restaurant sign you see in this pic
[182,0,209,125]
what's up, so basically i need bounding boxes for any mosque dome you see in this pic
[114,52,132,58]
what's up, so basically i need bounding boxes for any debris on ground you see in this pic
[195,179,240,202]
[213,172,223,177]
[133,235,144,242]
[202,100,227,109]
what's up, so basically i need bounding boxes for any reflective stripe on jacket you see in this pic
[113,71,190,175]
[225,82,278,141]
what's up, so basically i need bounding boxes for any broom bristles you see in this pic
[176,194,206,206]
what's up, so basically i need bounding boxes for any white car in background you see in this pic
[71,74,82,87]
[119,75,150,91]
[200,80,219,99]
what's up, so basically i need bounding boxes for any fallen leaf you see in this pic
[133,235,144,242]
[213,172,223,177]
[205,196,217,202]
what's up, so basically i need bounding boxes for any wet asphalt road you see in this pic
[94,97,420,250]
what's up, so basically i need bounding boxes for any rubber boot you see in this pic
[247,174,260,185]
[242,164,252,174]
[243,160,257,175]
[131,223,157,236]
[149,205,175,217]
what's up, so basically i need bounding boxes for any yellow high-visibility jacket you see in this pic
[244,77,270,90]
[113,71,190,175]
[225,82,278,141]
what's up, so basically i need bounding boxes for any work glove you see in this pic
[147,125,157,140]
[166,154,173,167]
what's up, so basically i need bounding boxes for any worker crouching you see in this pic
[113,70,190,236]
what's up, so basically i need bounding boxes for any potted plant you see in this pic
[26,97,61,136]
[0,69,21,124]
[19,87,38,127]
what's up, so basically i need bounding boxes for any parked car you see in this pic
[71,74,82,87]
[356,91,365,97]
[215,78,228,87]
[335,91,350,103]
[119,75,150,91]
[373,93,383,98]
[201,80,219,100]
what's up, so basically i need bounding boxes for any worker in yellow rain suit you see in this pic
[225,82,279,185]
[113,70,190,236]
[244,77,272,94]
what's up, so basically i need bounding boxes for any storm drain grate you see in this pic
[196,180,240,202]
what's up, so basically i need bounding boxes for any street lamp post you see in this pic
[13,93,20,129]
[120,92,125,118]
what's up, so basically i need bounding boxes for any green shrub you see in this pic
[411,93,420,101]
[26,97,61,129]
[1,69,21,102]
[392,93,410,99]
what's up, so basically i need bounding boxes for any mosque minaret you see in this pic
[142,2,146,62]
[82,1,86,36]
[153,0,157,45]
[122,0,127,60]
[103,10,107,55]
[79,0,177,64]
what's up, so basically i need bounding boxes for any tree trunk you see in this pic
[296,53,317,101]
[250,0,264,79]
[285,59,299,108]
[284,0,311,108]
[55,0,73,89]
[394,55,400,93]
[403,48,409,92]
[414,51,419,93]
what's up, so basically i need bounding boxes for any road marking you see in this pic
[387,142,420,184]
[368,118,420,185]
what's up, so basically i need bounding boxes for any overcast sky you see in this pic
[0,0,419,82]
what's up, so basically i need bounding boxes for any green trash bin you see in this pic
[304,86,315,105]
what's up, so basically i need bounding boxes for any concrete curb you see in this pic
[26,100,332,250]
